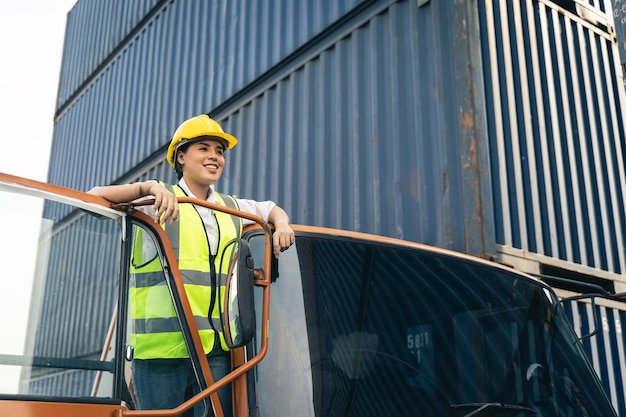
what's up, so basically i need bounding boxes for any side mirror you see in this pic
[222,239,256,349]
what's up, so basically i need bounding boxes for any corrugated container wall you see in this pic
[480,0,626,278]
[49,0,626,274]
[49,0,491,256]
[45,0,626,413]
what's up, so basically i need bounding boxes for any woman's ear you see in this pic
[176,150,185,165]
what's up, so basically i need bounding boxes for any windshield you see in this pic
[0,190,121,401]
[249,232,616,417]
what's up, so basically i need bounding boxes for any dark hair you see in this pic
[173,142,190,180]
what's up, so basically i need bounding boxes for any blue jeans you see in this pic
[132,352,232,417]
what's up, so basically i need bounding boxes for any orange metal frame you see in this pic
[0,171,540,417]
[0,173,275,417]
[125,198,274,417]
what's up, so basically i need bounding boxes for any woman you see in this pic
[89,114,294,417]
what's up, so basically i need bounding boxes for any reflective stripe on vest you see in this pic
[130,183,242,359]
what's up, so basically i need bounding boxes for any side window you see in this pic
[249,234,315,417]
[0,196,121,400]
[124,223,207,414]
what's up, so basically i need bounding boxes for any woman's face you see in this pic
[177,139,226,186]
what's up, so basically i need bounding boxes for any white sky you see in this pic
[0,0,77,181]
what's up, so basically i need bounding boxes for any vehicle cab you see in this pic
[0,172,618,417]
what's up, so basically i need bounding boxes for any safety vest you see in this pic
[129,183,242,359]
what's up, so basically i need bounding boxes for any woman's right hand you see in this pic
[146,181,179,224]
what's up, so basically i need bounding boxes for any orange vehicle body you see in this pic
[0,172,618,417]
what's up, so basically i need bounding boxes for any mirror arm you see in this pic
[253,267,268,287]
[559,292,626,341]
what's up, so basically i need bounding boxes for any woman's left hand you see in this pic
[272,223,295,258]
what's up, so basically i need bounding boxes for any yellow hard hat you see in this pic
[167,115,238,166]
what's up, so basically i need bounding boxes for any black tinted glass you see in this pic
[260,235,615,417]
